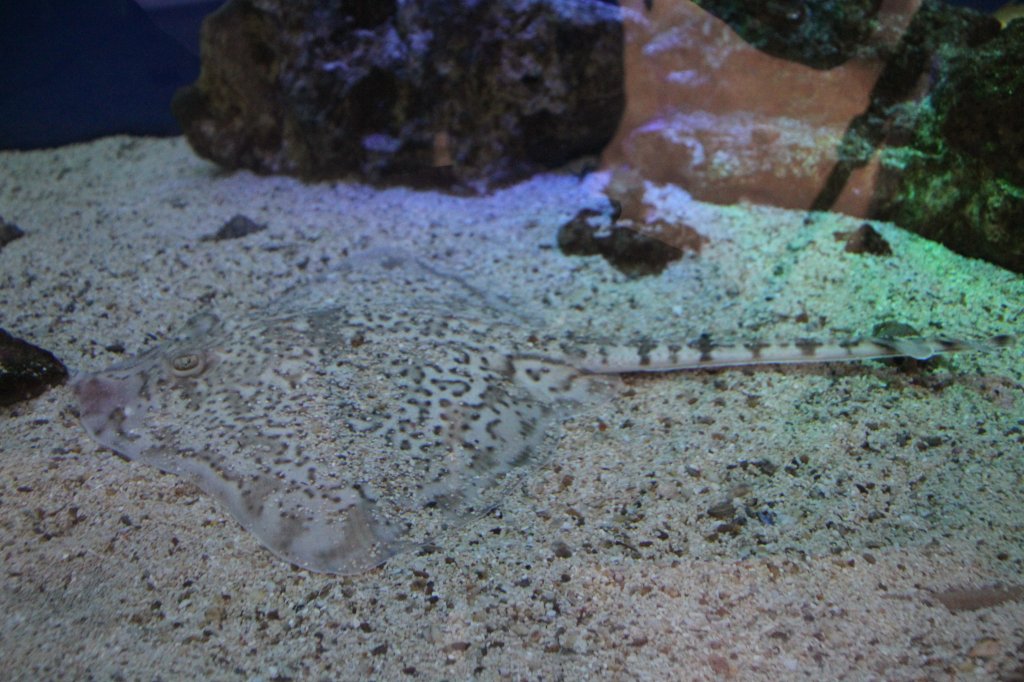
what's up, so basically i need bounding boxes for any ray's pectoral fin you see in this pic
[176,454,406,575]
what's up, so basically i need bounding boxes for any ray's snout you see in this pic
[72,372,142,438]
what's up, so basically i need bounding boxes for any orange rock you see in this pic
[602,0,922,214]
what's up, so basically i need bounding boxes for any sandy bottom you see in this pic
[1,136,1022,680]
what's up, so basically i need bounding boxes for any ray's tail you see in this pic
[569,333,1017,374]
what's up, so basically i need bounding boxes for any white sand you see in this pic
[1,136,1022,680]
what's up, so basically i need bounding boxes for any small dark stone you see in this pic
[551,540,573,559]
[370,642,389,656]
[0,218,25,250]
[706,499,736,519]
[0,328,68,407]
[709,520,744,539]
[869,321,935,373]
[841,223,892,256]
[201,214,267,242]
[872,321,920,338]
[751,459,778,476]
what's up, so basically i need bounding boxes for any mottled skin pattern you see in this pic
[73,251,1012,574]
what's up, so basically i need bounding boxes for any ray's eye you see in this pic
[169,351,207,377]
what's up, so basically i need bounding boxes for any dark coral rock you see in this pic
[0,328,68,407]
[692,0,883,69]
[812,0,999,211]
[173,0,624,191]
[557,207,702,277]
[200,214,267,242]
[0,217,25,250]
[558,208,608,257]
[869,19,1024,273]
[936,21,1024,187]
